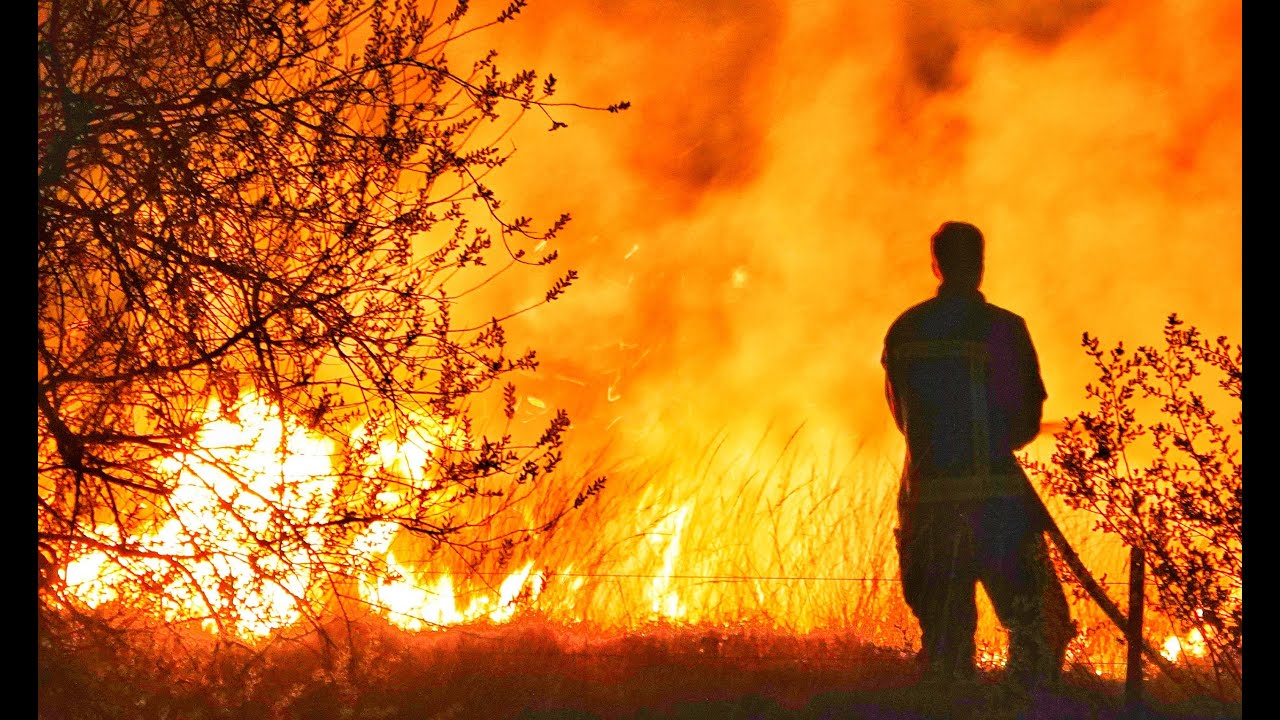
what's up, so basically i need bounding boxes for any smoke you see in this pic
[901,0,1111,93]
[452,0,1240,464]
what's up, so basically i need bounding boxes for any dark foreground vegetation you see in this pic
[38,615,1240,720]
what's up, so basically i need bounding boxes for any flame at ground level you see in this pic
[1161,629,1209,664]
[52,392,1213,678]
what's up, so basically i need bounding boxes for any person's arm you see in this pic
[1010,319,1047,449]
[882,341,906,434]
[885,373,906,433]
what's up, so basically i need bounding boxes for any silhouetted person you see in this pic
[881,221,1074,688]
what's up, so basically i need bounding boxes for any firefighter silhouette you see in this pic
[881,221,1074,686]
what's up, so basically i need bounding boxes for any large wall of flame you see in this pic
[49,0,1241,664]
[416,0,1239,652]
[454,0,1240,464]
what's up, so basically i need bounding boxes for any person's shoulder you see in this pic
[982,302,1029,328]
[982,302,1035,342]
[886,297,937,339]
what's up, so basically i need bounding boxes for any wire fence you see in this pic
[388,566,1151,586]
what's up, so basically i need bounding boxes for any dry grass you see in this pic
[40,428,1238,719]
[38,612,1240,720]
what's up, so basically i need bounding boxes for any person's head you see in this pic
[930,221,984,289]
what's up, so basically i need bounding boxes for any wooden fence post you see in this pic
[1125,542,1146,717]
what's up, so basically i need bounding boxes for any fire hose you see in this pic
[1023,479,1208,694]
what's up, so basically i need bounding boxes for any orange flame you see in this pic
[60,394,546,639]
[56,0,1239,676]
[1161,628,1209,664]
[63,394,336,638]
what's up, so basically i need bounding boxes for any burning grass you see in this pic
[41,409,1236,717]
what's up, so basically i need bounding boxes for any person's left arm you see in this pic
[882,340,906,434]
[1010,318,1048,449]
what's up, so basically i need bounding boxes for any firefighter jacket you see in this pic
[882,284,1047,503]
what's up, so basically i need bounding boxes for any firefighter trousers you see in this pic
[896,494,1075,685]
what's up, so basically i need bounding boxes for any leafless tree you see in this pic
[38,0,623,640]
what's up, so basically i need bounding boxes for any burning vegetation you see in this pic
[38,0,1239,716]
